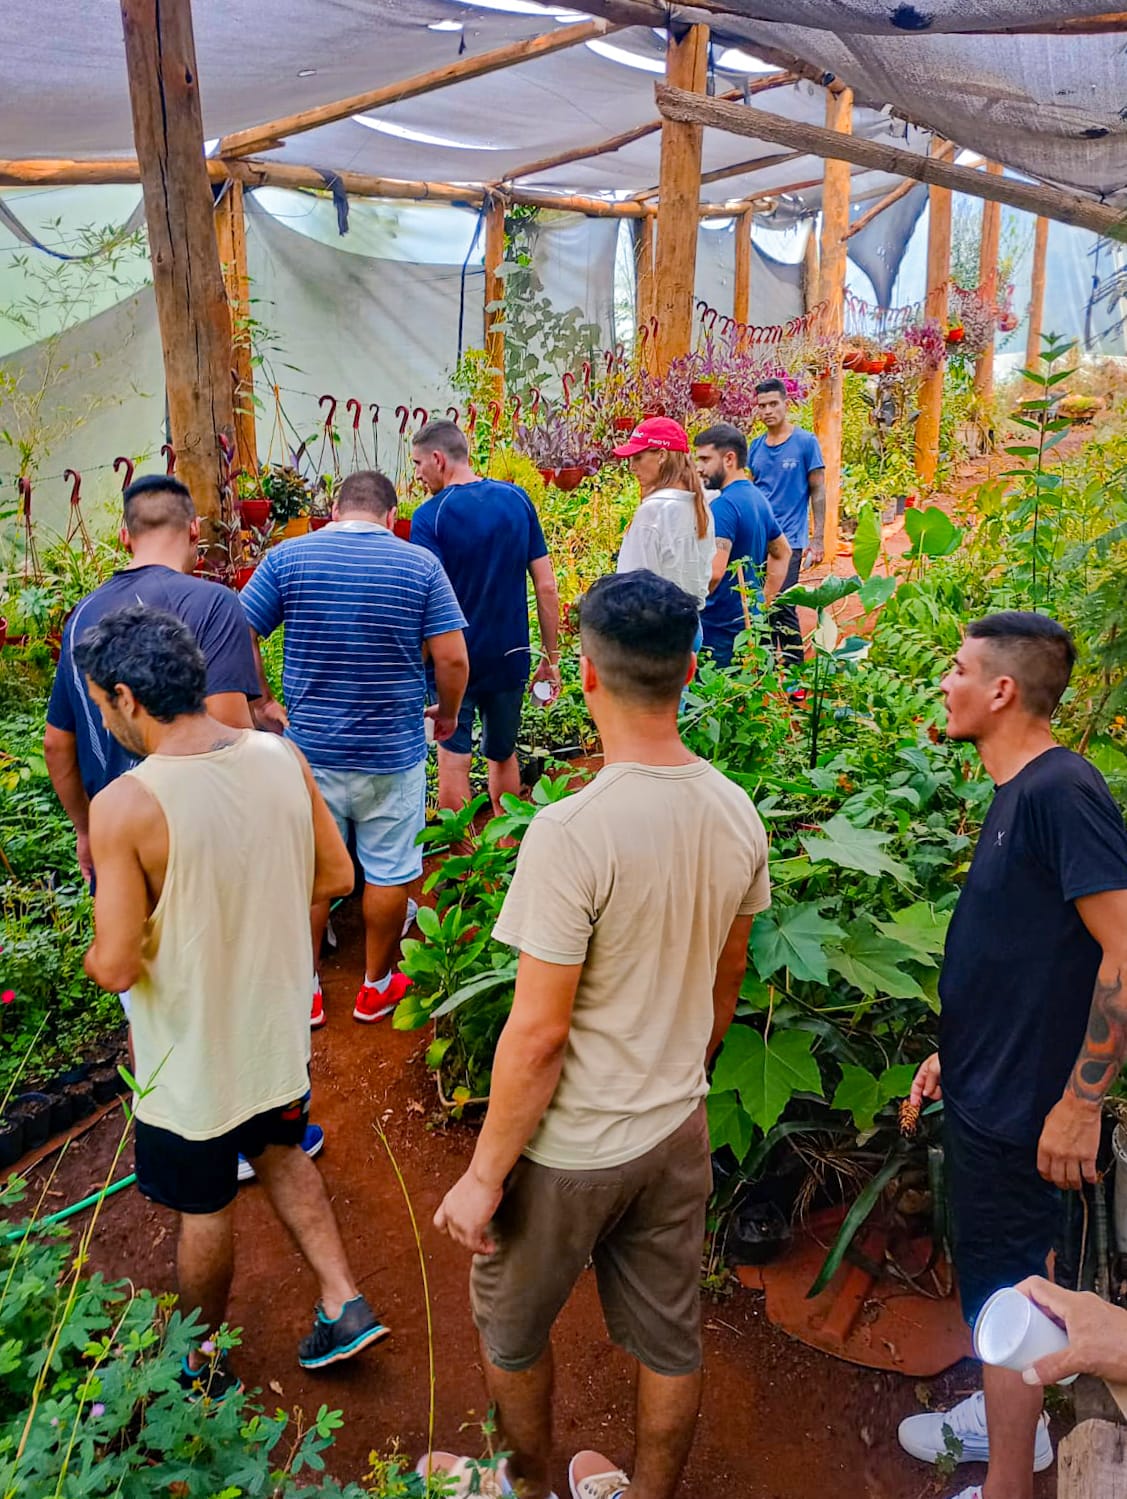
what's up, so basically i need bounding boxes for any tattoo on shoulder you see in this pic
[1071,966,1126,1104]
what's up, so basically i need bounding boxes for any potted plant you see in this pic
[257,464,312,538]
[945,322,966,346]
[233,525,272,589]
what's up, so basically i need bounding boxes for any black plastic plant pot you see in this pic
[58,1061,91,1086]
[90,1067,121,1105]
[726,1200,792,1267]
[48,1091,75,1136]
[0,1116,25,1169]
[10,1092,51,1151]
[65,1081,96,1122]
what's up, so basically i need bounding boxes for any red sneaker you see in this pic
[353,972,412,1024]
[310,986,325,1029]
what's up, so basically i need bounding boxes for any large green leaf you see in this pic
[904,505,962,560]
[800,814,910,882]
[777,574,861,611]
[857,574,897,613]
[750,902,845,983]
[875,901,950,960]
[852,505,882,581]
[831,1064,884,1131]
[706,1088,754,1161]
[713,1025,823,1133]
[430,961,518,1018]
[827,925,927,999]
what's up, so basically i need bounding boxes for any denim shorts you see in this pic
[443,685,524,761]
[309,759,426,886]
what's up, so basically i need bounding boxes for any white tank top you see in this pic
[126,733,315,1139]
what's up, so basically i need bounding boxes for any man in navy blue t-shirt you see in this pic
[748,378,825,673]
[45,475,259,882]
[898,612,1127,1499]
[411,419,560,815]
[694,423,791,668]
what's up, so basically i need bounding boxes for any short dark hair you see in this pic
[337,469,397,516]
[695,423,748,469]
[755,377,788,400]
[578,571,699,706]
[413,418,469,462]
[122,474,195,537]
[73,604,207,722]
[966,611,1077,719]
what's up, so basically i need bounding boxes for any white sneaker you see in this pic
[949,1489,982,1499]
[569,1450,629,1499]
[402,897,419,937]
[897,1390,1053,1472]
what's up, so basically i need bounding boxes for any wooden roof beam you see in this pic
[217,18,622,158]
[655,85,1127,236]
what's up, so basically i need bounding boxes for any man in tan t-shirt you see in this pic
[432,570,771,1499]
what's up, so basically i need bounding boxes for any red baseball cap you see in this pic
[613,415,690,457]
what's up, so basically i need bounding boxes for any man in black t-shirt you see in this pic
[898,612,1127,1499]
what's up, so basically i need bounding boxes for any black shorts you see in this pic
[134,1090,310,1215]
[444,685,524,762]
[944,1104,1061,1327]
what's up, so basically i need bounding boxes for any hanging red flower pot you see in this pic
[238,497,271,530]
[554,467,585,492]
[234,563,258,591]
[690,381,721,409]
[393,516,413,540]
[945,325,966,345]
[842,348,865,372]
[309,515,331,531]
[538,468,557,487]
[613,416,635,432]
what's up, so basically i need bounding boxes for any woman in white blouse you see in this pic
[613,416,716,618]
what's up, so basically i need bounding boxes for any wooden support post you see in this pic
[1026,215,1050,377]
[635,215,656,356]
[914,150,953,491]
[654,24,709,372]
[733,208,752,326]
[1058,1420,1127,1498]
[973,162,1004,405]
[483,192,506,403]
[811,87,852,564]
[120,0,234,529]
[803,222,820,312]
[214,179,258,477]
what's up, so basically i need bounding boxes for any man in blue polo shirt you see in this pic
[241,470,468,1028]
[410,419,560,815]
[694,423,792,668]
[748,378,826,672]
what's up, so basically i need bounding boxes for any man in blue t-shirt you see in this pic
[241,470,468,1028]
[410,419,560,815]
[899,612,1127,1499]
[748,378,826,673]
[694,423,791,668]
[45,474,259,882]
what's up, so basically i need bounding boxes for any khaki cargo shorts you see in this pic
[471,1102,711,1378]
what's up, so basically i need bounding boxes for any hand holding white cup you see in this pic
[974,1287,1076,1386]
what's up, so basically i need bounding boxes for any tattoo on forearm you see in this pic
[1070,965,1126,1103]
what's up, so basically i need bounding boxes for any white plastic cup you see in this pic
[531,680,553,704]
[973,1287,1076,1384]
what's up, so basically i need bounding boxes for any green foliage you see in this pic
[499,208,603,396]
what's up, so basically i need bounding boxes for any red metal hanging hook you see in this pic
[113,456,135,492]
[346,398,363,431]
[581,360,592,390]
[64,468,82,507]
[396,405,410,435]
[529,387,542,417]
[161,443,176,473]
[467,403,478,431]
[369,403,380,427]
[511,395,522,423]
[18,476,32,517]
[319,394,338,433]
[561,371,575,409]
[487,400,502,430]
[412,406,429,427]
[446,406,461,425]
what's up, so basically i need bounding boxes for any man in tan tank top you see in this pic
[75,603,388,1396]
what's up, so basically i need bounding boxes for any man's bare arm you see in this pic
[426,628,470,742]
[709,914,753,1060]
[84,781,155,993]
[529,555,562,698]
[44,724,93,881]
[806,468,827,566]
[764,534,792,603]
[709,537,733,594]
[1037,888,1127,1189]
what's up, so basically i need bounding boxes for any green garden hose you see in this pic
[2,1173,136,1243]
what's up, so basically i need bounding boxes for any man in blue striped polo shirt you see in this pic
[241,471,469,1027]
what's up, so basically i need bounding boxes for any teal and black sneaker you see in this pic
[298,1294,389,1369]
[177,1352,244,1403]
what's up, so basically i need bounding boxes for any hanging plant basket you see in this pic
[393,516,413,540]
[690,380,721,409]
[997,310,1019,333]
[945,325,966,345]
[279,517,312,540]
[612,416,636,432]
[538,467,557,487]
[238,497,272,530]
[842,349,865,372]
[309,515,331,531]
[233,563,258,591]
[554,467,585,492]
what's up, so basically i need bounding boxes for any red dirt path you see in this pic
[12,894,1055,1499]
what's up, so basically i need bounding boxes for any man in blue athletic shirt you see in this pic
[410,419,560,815]
[694,423,791,668]
[748,378,826,672]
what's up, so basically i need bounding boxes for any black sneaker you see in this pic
[177,1353,244,1403]
[298,1294,390,1369]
